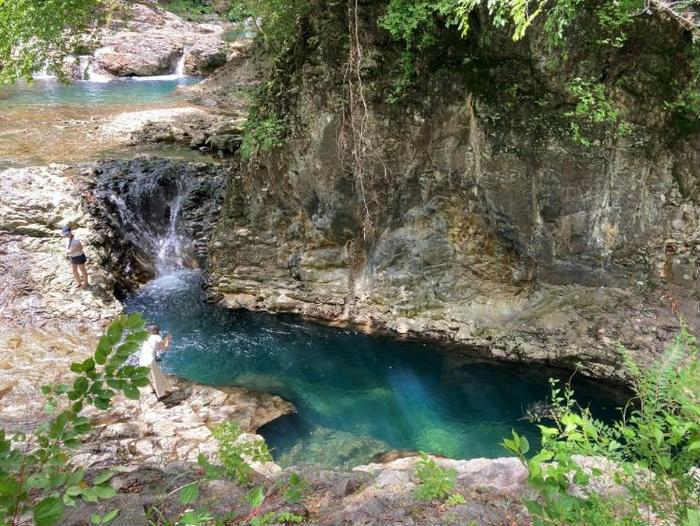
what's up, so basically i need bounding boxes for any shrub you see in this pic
[504,327,700,526]
[0,314,150,526]
[413,453,456,501]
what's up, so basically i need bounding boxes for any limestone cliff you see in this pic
[207,1,700,381]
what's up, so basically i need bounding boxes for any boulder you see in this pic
[95,38,181,77]
[184,38,228,75]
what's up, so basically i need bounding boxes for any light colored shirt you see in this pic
[138,334,162,367]
[66,237,84,257]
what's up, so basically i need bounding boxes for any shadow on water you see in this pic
[125,270,627,469]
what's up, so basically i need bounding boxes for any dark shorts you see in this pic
[70,254,87,265]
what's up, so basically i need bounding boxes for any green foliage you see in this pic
[177,509,214,526]
[503,327,700,526]
[240,111,288,159]
[163,0,211,21]
[250,510,305,526]
[0,314,149,526]
[282,472,308,504]
[224,0,310,52]
[178,481,200,505]
[445,492,466,506]
[413,453,456,501]
[91,508,120,525]
[0,0,100,82]
[565,78,633,146]
[210,421,271,485]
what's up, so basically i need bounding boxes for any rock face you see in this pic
[207,9,700,382]
[0,164,122,421]
[86,158,227,289]
[73,2,235,79]
[0,164,121,327]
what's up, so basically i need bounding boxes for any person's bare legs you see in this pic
[76,263,88,288]
[71,263,81,287]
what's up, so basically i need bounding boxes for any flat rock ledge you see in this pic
[75,377,295,476]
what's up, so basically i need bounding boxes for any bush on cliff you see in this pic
[504,327,700,526]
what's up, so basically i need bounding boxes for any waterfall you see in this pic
[97,171,191,277]
[155,190,185,274]
[32,65,56,80]
[78,56,90,80]
[85,58,114,83]
[175,48,187,77]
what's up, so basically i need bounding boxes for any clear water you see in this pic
[0,78,200,107]
[125,270,622,468]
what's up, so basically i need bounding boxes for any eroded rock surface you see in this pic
[73,378,295,470]
[208,98,700,383]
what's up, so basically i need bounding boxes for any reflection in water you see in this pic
[125,270,622,468]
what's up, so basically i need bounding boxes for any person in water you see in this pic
[61,226,88,288]
[139,324,172,400]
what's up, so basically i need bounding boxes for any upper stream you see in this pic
[125,270,620,469]
[0,78,199,107]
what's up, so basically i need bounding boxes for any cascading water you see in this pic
[155,192,186,274]
[96,168,193,278]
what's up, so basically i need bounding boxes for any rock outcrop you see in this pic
[74,2,236,79]
[206,4,700,382]
[86,158,227,288]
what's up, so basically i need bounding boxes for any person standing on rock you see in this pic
[139,324,172,400]
[61,226,89,288]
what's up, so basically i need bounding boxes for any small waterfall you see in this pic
[33,64,56,80]
[78,56,90,80]
[175,48,187,77]
[98,172,191,277]
[156,190,186,274]
[85,59,114,83]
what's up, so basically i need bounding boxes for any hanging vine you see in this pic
[340,0,375,241]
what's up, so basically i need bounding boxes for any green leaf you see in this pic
[123,385,141,400]
[94,398,111,410]
[101,509,120,524]
[73,377,89,395]
[179,482,200,505]
[65,485,83,497]
[125,312,144,329]
[106,319,125,346]
[33,496,65,526]
[94,485,116,499]
[688,440,700,452]
[131,376,150,388]
[26,473,51,489]
[81,487,99,503]
[0,475,22,496]
[93,470,117,485]
[247,485,265,509]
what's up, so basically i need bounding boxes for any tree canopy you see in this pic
[0,0,99,82]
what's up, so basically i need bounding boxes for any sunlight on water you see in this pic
[125,270,621,468]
